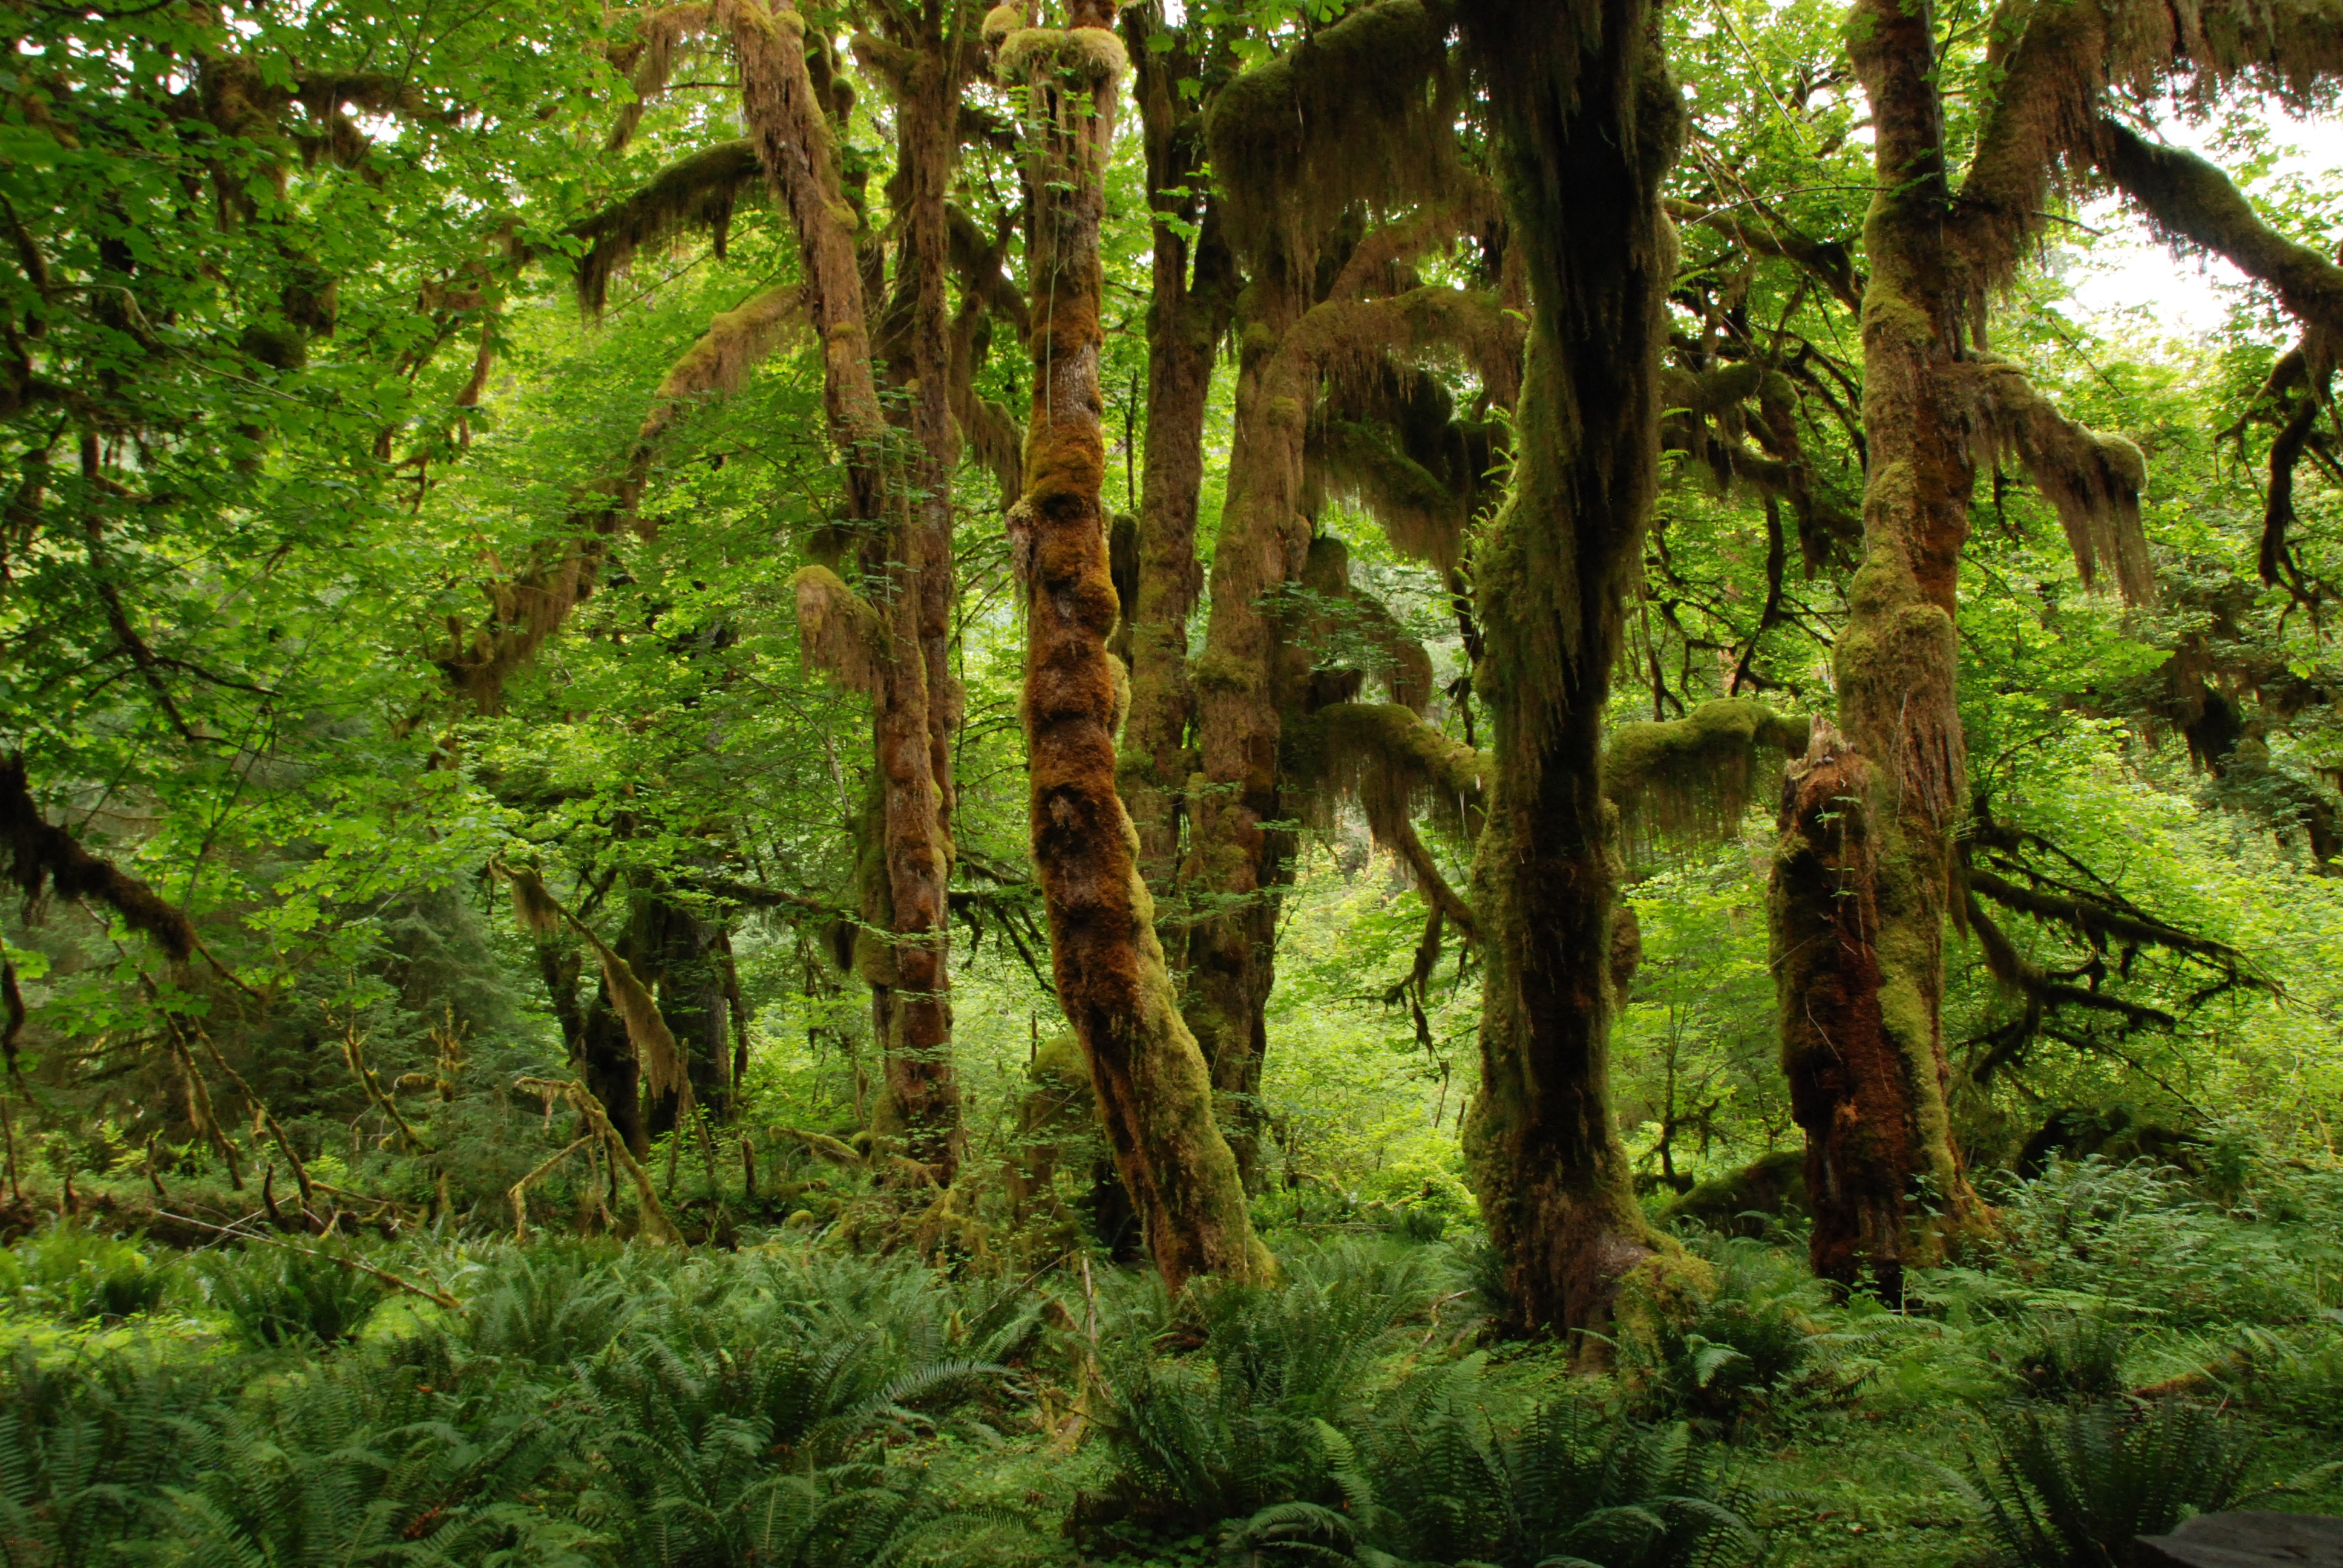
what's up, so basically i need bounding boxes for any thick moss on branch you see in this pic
[439,286,808,712]
[1308,361,1507,574]
[570,140,762,315]
[1958,0,2343,294]
[790,565,889,694]
[1204,0,1458,264]
[2096,120,2343,339]
[1953,356,2152,603]
[1,758,196,963]
[1607,698,1809,860]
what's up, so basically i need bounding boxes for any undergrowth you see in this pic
[0,1155,2336,1568]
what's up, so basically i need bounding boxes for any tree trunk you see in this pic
[870,20,974,1180]
[1121,12,1237,902]
[1768,0,1981,1292]
[1457,0,1689,1342]
[1006,8,1269,1295]
[1179,264,1308,1191]
[733,0,961,1178]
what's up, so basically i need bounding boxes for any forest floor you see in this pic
[2,1155,2339,1567]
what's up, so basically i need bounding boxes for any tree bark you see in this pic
[1457,0,1689,1342]
[1006,10,1270,1295]
[734,0,961,1178]
[868,13,976,1179]
[1121,10,1237,904]
[1767,0,1981,1290]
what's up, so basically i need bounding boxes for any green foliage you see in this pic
[1952,1400,2256,1568]
[1352,1393,1760,1568]
[0,1224,183,1324]
[1999,1313,2134,1404]
[1090,1244,1441,1537]
[197,1244,389,1350]
[1620,1239,1876,1432]
[1983,1158,2336,1328]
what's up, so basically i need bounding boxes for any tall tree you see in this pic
[1000,0,1269,1292]
[1455,0,1694,1339]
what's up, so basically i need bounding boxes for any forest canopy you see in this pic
[2,0,2342,1563]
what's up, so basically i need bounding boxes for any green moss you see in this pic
[1660,1150,1809,1236]
[1606,697,1810,862]
[1204,0,1457,260]
[996,25,1127,85]
[1190,650,1258,694]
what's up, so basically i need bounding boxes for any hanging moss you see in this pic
[1,759,197,964]
[2096,120,2343,338]
[569,140,762,315]
[1606,697,1810,863]
[1203,0,1459,266]
[790,565,889,695]
[1955,356,2152,604]
[995,25,1127,85]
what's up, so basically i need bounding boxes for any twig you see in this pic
[156,1210,460,1310]
[509,1136,594,1240]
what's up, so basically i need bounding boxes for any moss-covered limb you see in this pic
[1006,18,1268,1293]
[1452,0,1693,1342]
[1951,356,2152,603]
[1203,0,1460,267]
[1389,816,1478,938]
[437,286,809,712]
[1959,892,2180,1085]
[1956,0,2343,293]
[1290,699,1484,932]
[1965,867,2249,974]
[1305,701,1486,818]
[1668,197,1864,312]
[1605,697,1809,857]
[569,140,762,315]
[1121,11,1240,904]
[1,757,197,964]
[945,206,1027,505]
[603,3,719,152]
[1308,359,1507,575]
[2261,390,2336,603]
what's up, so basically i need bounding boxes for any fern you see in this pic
[1360,1383,1760,1568]
[1953,1398,2256,1567]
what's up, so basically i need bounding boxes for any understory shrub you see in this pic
[1953,1398,2255,1568]
[1621,1237,1876,1431]
[198,1241,390,1348]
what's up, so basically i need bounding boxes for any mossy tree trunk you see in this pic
[867,11,979,1180]
[735,0,962,1179]
[1767,0,1981,1293]
[1121,8,1237,905]
[1456,0,1687,1342]
[1004,5,1270,1294]
[1180,261,1308,1192]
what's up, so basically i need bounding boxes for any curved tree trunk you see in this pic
[1006,6,1268,1295]
[1179,263,1308,1192]
[1457,0,1688,1343]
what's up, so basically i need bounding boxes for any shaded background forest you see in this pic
[7,1,2343,1565]
[3,0,2336,1246]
